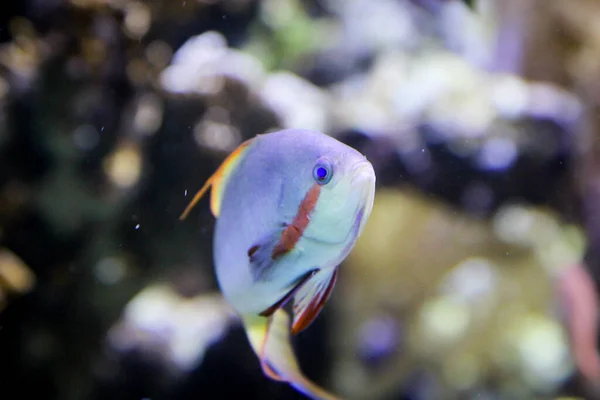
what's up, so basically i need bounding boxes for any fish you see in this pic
[180,128,376,399]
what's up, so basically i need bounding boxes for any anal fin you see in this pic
[292,268,338,335]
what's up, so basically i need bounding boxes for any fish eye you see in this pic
[312,160,333,185]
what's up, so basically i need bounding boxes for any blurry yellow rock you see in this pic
[0,248,35,294]
[103,141,143,189]
[331,188,580,399]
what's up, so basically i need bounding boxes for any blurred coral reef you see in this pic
[1,0,600,399]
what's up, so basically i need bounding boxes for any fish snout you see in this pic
[350,161,376,223]
[351,161,376,188]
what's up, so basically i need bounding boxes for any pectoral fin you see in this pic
[247,228,302,281]
[292,268,338,335]
[242,310,342,400]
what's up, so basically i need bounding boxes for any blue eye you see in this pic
[312,161,332,185]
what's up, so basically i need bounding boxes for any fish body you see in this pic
[214,130,374,317]
[181,129,376,399]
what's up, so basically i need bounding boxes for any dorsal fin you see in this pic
[179,139,254,220]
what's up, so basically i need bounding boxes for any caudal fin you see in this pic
[243,310,342,400]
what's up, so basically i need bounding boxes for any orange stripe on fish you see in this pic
[272,183,321,259]
[179,139,254,220]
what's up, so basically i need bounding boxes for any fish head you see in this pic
[305,149,375,245]
[265,129,376,247]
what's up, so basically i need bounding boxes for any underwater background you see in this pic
[1,0,600,399]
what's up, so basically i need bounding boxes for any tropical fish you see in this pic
[180,129,376,399]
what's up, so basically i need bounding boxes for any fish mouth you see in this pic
[351,161,375,210]
[351,161,375,195]
[346,160,375,241]
[351,161,375,183]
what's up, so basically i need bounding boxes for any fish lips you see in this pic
[349,160,376,238]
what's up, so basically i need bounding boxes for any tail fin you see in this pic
[243,310,342,400]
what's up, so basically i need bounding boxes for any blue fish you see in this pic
[181,129,376,399]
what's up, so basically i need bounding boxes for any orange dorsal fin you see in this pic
[179,139,253,220]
